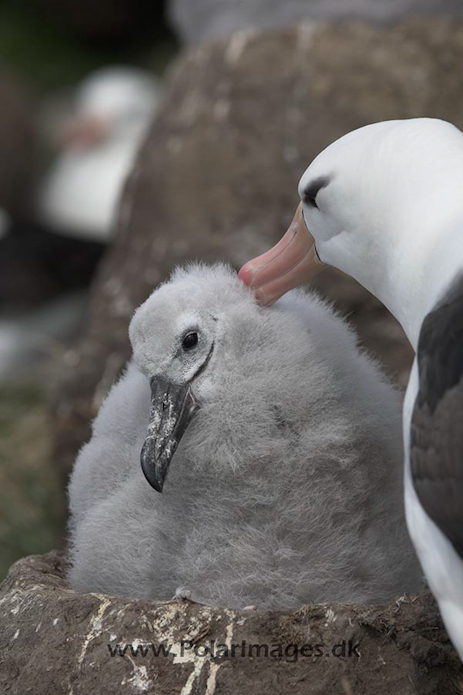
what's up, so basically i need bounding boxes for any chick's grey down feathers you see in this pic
[68,263,420,608]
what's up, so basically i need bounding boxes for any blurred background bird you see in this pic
[38,67,161,242]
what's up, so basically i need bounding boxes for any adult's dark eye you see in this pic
[302,175,331,210]
[304,193,318,209]
[182,332,198,350]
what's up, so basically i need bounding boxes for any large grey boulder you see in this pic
[0,551,461,694]
[168,0,463,44]
[53,18,463,475]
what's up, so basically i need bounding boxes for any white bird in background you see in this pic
[68,263,421,609]
[239,118,463,656]
[38,66,160,242]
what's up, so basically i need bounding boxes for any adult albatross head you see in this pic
[239,118,463,347]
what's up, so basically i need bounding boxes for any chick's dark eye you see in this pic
[182,331,198,350]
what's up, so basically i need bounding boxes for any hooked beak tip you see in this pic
[238,263,258,287]
[237,202,322,306]
[254,287,272,306]
[151,478,164,494]
[140,376,200,493]
[140,439,165,492]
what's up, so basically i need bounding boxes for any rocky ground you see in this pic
[0,551,461,695]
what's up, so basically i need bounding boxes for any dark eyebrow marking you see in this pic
[302,176,332,206]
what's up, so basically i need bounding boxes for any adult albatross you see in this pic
[239,117,463,659]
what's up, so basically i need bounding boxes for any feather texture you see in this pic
[68,263,421,608]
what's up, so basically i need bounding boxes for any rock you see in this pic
[0,71,37,220]
[53,17,463,475]
[168,0,463,44]
[0,551,461,694]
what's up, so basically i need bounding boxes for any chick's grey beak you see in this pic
[141,375,200,492]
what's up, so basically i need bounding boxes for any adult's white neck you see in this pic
[363,195,463,352]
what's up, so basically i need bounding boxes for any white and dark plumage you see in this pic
[68,263,421,609]
[239,118,463,655]
[38,67,160,242]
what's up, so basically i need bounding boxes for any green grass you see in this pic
[0,4,119,90]
[0,2,179,92]
[0,382,65,580]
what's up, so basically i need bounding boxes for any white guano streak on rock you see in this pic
[296,21,318,53]
[124,656,150,693]
[146,604,238,695]
[225,29,255,66]
[179,659,204,695]
[224,609,235,649]
[213,99,230,122]
[201,610,235,695]
[170,608,212,695]
[324,607,336,626]
[205,663,221,695]
[77,596,111,667]
[1,591,23,615]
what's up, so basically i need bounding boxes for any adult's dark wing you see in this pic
[410,274,463,560]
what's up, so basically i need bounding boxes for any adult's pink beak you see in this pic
[59,115,109,150]
[238,203,324,306]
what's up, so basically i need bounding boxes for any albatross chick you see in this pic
[68,263,421,608]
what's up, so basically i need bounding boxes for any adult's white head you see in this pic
[239,118,463,348]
